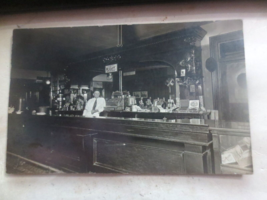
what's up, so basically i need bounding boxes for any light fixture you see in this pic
[107,73,113,80]
[45,71,51,85]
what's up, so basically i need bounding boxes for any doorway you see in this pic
[210,30,249,122]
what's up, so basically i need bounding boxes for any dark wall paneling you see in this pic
[122,68,169,100]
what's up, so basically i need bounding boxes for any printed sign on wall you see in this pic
[123,71,136,76]
[105,64,118,73]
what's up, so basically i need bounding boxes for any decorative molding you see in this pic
[184,36,198,45]
[103,54,121,63]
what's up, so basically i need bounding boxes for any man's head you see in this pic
[93,91,100,98]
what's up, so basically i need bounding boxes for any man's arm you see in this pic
[83,99,91,116]
[82,109,87,116]
[97,98,106,113]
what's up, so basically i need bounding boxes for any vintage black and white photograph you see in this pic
[6,20,252,175]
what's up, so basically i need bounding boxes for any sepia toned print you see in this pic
[6,20,252,174]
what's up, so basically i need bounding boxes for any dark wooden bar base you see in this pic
[7,114,213,174]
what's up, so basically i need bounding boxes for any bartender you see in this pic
[83,90,106,117]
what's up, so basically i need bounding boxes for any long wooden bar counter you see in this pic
[7,114,214,174]
[7,114,251,174]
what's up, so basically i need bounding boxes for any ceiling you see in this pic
[11,21,210,71]
[0,0,219,14]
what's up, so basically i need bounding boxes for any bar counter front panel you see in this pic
[7,114,215,174]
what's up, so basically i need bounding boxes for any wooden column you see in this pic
[119,70,122,92]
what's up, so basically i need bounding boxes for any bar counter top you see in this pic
[57,109,208,120]
[32,114,250,132]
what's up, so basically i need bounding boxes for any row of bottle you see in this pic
[137,97,177,110]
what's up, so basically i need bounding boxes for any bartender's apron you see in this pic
[83,97,106,117]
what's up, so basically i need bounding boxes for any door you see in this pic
[210,31,249,122]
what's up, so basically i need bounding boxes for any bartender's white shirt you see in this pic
[83,97,106,117]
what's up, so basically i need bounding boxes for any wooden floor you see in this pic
[6,152,64,174]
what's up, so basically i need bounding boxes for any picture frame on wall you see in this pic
[141,91,148,98]
[133,91,141,98]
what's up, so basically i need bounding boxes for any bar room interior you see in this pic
[6,20,253,175]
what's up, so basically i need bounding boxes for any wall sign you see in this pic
[123,71,136,76]
[188,100,199,110]
[105,64,118,73]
